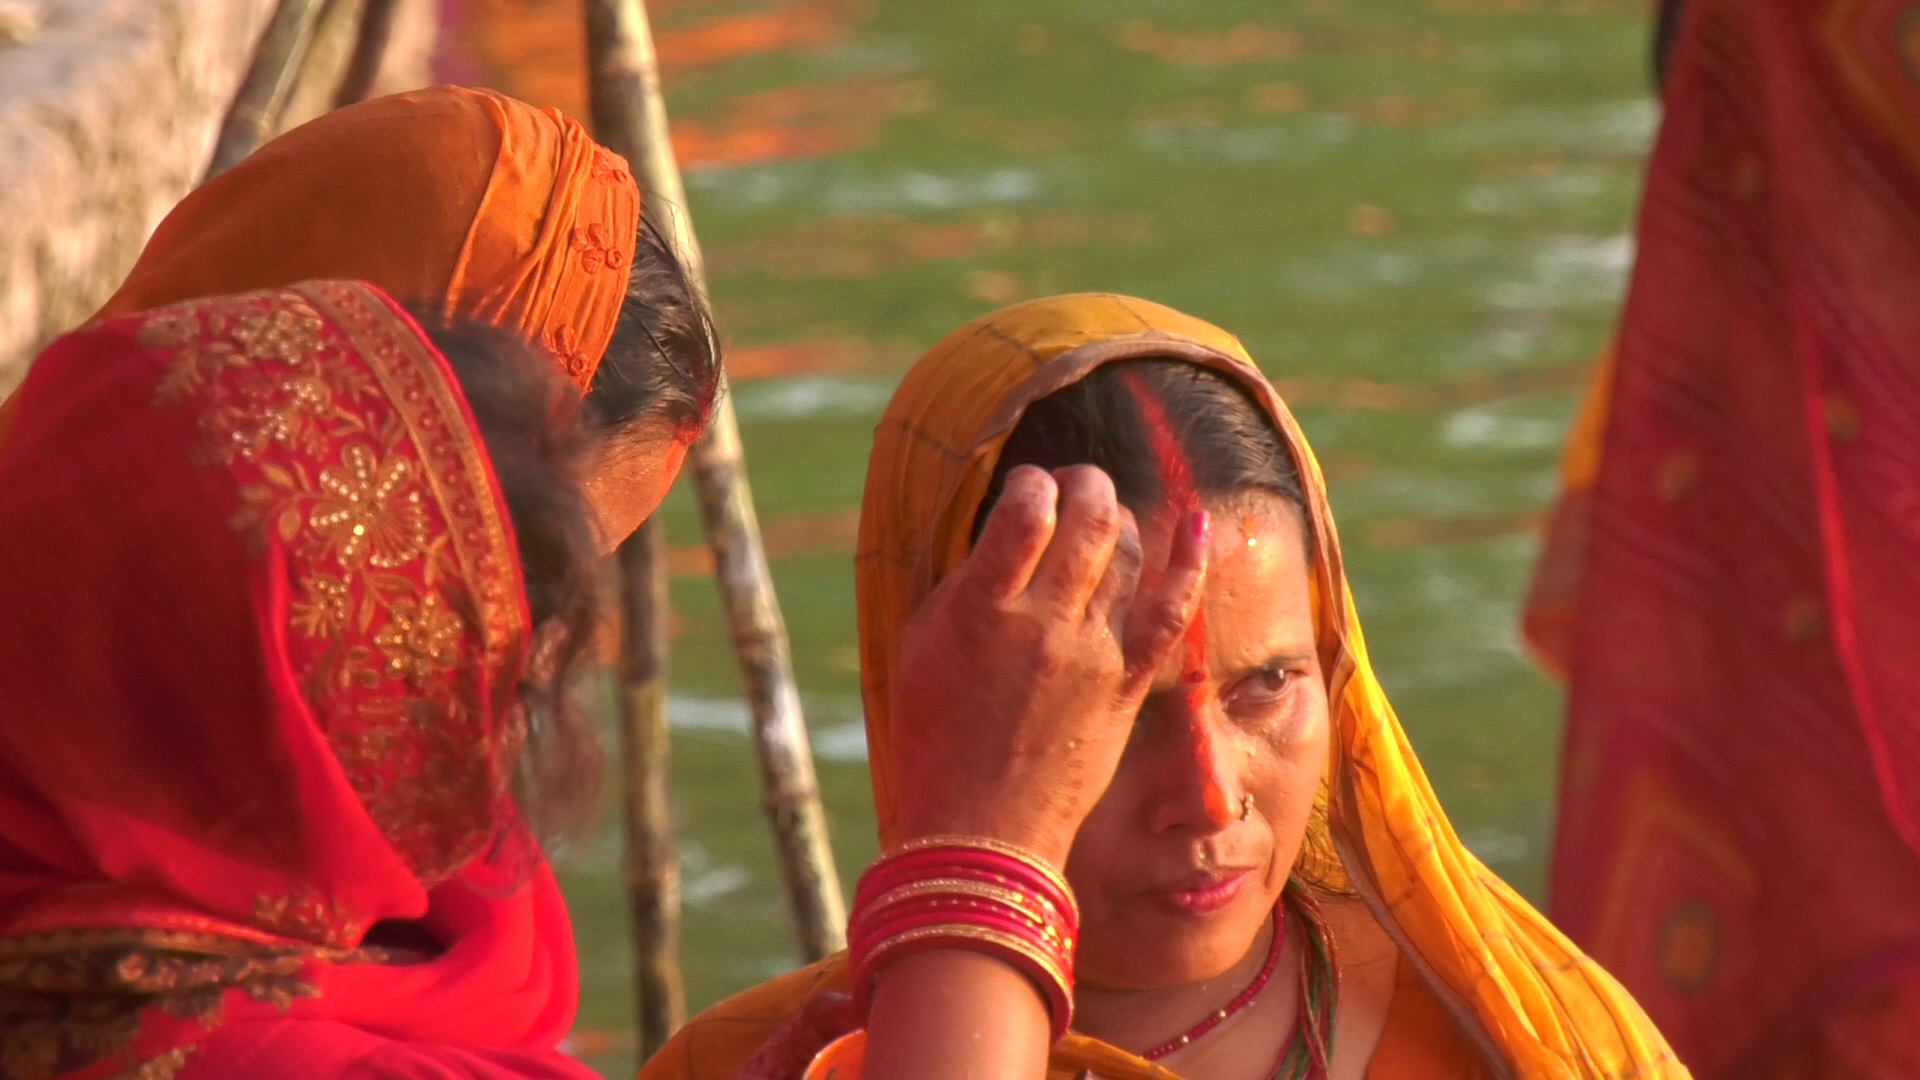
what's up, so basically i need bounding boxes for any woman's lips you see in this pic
[1150,869,1252,916]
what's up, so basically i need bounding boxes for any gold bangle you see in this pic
[867,876,1068,923]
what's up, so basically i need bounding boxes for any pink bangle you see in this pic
[847,836,1079,1043]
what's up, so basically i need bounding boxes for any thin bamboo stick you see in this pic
[279,0,367,131]
[585,0,688,1052]
[203,0,331,181]
[582,0,847,962]
[333,0,400,107]
[610,517,684,1053]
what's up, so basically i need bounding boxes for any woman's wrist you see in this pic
[888,805,1079,872]
[845,834,1081,1043]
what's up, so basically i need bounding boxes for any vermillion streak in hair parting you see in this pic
[1121,371,1230,826]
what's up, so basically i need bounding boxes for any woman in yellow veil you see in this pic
[639,294,1681,1080]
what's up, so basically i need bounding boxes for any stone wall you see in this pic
[0,0,437,394]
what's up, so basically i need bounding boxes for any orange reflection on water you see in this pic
[1115,21,1462,66]
[439,0,891,169]
[674,77,932,168]
[1118,20,1301,66]
[703,210,1156,279]
[726,337,915,380]
[658,5,847,67]
[1344,88,1493,127]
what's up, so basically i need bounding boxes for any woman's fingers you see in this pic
[964,466,1058,604]
[1084,505,1142,634]
[1119,510,1211,700]
[1026,465,1123,613]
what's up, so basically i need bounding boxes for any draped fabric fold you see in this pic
[642,294,1682,1080]
[0,281,590,1080]
[1526,1,1920,1074]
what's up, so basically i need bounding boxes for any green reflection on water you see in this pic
[559,1,1653,1073]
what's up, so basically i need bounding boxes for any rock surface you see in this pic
[0,0,437,393]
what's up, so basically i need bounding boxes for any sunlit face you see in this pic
[580,418,693,552]
[1066,492,1327,990]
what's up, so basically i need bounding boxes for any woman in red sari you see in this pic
[0,280,650,1078]
[1526,0,1920,1074]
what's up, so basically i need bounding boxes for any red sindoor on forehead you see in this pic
[1122,372,1230,825]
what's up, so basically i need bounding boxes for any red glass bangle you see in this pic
[847,836,1079,1043]
[855,920,1075,1043]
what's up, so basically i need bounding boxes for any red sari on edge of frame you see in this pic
[1527,1,1920,1076]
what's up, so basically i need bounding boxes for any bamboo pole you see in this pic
[584,0,687,1053]
[333,0,400,107]
[610,518,684,1053]
[582,0,847,962]
[203,0,331,181]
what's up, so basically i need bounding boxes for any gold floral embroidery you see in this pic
[374,594,465,684]
[139,282,528,890]
[253,889,367,949]
[310,443,429,569]
[0,931,320,1080]
[113,1046,192,1080]
[289,574,352,639]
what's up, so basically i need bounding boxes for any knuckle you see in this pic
[1148,597,1188,638]
[990,491,1046,538]
[1081,492,1120,533]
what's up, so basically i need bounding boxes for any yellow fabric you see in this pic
[639,294,1683,1080]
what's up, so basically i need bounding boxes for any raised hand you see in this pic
[887,464,1210,868]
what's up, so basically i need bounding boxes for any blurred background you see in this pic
[435,1,1655,1073]
[1,0,1659,1074]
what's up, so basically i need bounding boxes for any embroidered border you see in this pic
[142,282,529,895]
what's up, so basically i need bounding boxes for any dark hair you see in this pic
[976,359,1308,539]
[414,314,606,846]
[585,208,722,439]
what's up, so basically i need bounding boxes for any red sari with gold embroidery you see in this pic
[0,281,595,1079]
[1527,1,1920,1075]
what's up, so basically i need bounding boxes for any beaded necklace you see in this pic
[1133,881,1340,1079]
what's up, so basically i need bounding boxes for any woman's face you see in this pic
[1065,491,1328,990]
[581,417,692,552]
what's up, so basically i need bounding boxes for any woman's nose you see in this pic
[1147,709,1241,834]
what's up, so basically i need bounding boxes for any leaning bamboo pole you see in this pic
[609,518,684,1052]
[582,0,848,963]
[333,0,400,107]
[583,0,687,1053]
[203,0,330,180]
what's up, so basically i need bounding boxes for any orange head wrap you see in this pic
[94,85,641,392]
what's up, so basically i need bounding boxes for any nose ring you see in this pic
[1239,793,1255,821]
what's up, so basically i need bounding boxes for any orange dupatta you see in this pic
[640,294,1682,1080]
[0,281,588,1079]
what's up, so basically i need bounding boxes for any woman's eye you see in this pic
[1232,664,1293,706]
